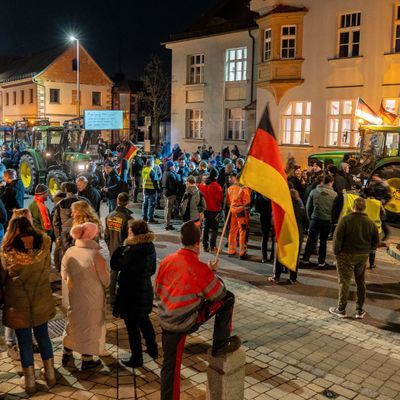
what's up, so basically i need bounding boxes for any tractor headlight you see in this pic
[77,163,87,171]
[45,152,51,157]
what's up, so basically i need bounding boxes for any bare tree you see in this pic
[142,55,170,147]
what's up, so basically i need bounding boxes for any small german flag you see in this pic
[240,106,299,271]
[123,141,138,161]
[379,101,398,126]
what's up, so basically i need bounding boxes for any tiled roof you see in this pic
[0,45,68,83]
[167,0,258,43]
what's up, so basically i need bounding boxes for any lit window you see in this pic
[49,88,60,104]
[281,101,311,145]
[188,54,204,84]
[226,108,246,140]
[225,47,247,82]
[264,29,272,61]
[395,5,400,53]
[281,25,296,59]
[327,100,359,147]
[92,91,101,106]
[338,12,361,58]
[186,109,203,139]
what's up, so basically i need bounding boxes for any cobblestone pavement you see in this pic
[0,200,399,399]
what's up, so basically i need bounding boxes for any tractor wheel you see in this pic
[19,154,38,194]
[47,170,68,196]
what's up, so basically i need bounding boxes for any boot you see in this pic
[40,358,56,387]
[21,366,36,394]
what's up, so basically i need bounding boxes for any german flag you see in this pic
[379,101,398,126]
[123,141,138,161]
[240,107,299,271]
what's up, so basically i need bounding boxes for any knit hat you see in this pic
[209,168,218,181]
[70,222,98,241]
[35,184,48,195]
[165,160,174,169]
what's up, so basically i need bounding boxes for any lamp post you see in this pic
[69,36,80,117]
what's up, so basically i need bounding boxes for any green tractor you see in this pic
[308,125,400,224]
[18,120,93,195]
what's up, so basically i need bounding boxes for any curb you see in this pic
[388,244,400,262]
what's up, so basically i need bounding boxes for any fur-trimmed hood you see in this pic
[1,234,51,276]
[124,232,155,246]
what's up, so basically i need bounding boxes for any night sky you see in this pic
[1,0,217,79]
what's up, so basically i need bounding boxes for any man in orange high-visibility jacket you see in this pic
[227,172,251,260]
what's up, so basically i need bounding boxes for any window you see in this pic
[72,58,78,71]
[92,91,101,106]
[264,29,272,61]
[29,88,33,103]
[327,100,359,147]
[49,88,60,104]
[5,92,9,106]
[186,109,203,139]
[188,54,204,84]
[395,5,400,53]
[226,108,246,140]
[20,90,24,105]
[12,91,16,105]
[225,47,247,82]
[281,101,311,145]
[281,25,296,59]
[338,12,361,58]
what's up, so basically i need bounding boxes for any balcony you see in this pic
[257,59,304,103]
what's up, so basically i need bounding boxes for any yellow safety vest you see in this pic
[341,192,382,234]
[142,167,155,190]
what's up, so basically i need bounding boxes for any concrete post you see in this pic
[206,348,246,400]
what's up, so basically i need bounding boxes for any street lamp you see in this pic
[69,35,80,118]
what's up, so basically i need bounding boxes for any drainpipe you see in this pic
[248,28,256,103]
[32,76,46,119]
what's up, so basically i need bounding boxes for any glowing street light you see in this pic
[69,35,80,117]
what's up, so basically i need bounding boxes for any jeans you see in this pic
[336,253,369,311]
[124,315,157,362]
[164,195,176,227]
[15,323,53,368]
[203,211,220,249]
[107,198,117,213]
[303,219,331,265]
[142,192,156,221]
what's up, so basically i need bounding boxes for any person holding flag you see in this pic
[239,106,299,274]
[119,141,138,183]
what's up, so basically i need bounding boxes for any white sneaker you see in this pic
[329,307,346,318]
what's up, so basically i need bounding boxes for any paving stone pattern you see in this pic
[1,276,400,400]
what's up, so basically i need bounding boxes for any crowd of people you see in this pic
[0,140,392,399]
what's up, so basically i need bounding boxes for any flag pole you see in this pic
[214,209,231,262]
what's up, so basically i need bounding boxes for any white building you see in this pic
[0,44,113,125]
[167,0,400,165]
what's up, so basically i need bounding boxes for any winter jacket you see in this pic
[180,185,206,222]
[155,248,226,332]
[61,239,110,356]
[0,233,55,329]
[199,181,223,212]
[333,212,379,255]
[29,199,52,234]
[105,206,134,256]
[306,184,337,222]
[130,156,144,178]
[162,170,179,197]
[79,185,102,214]
[1,179,25,219]
[333,174,348,195]
[110,233,156,319]
[104,170,120,199]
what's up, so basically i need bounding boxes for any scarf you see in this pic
[34,195,52,231]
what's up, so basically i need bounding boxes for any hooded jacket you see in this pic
[180,185,206,222]
[0,234,55,329]
[306,184,337,222]
[110,232,156,318]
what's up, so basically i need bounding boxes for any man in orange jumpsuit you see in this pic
[227,172,251,260]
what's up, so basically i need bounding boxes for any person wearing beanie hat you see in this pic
[199,167,223,252]
[28,184,52,235]
[52,182,90,270]
[61,222,110,370]
[162,160,179,230]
